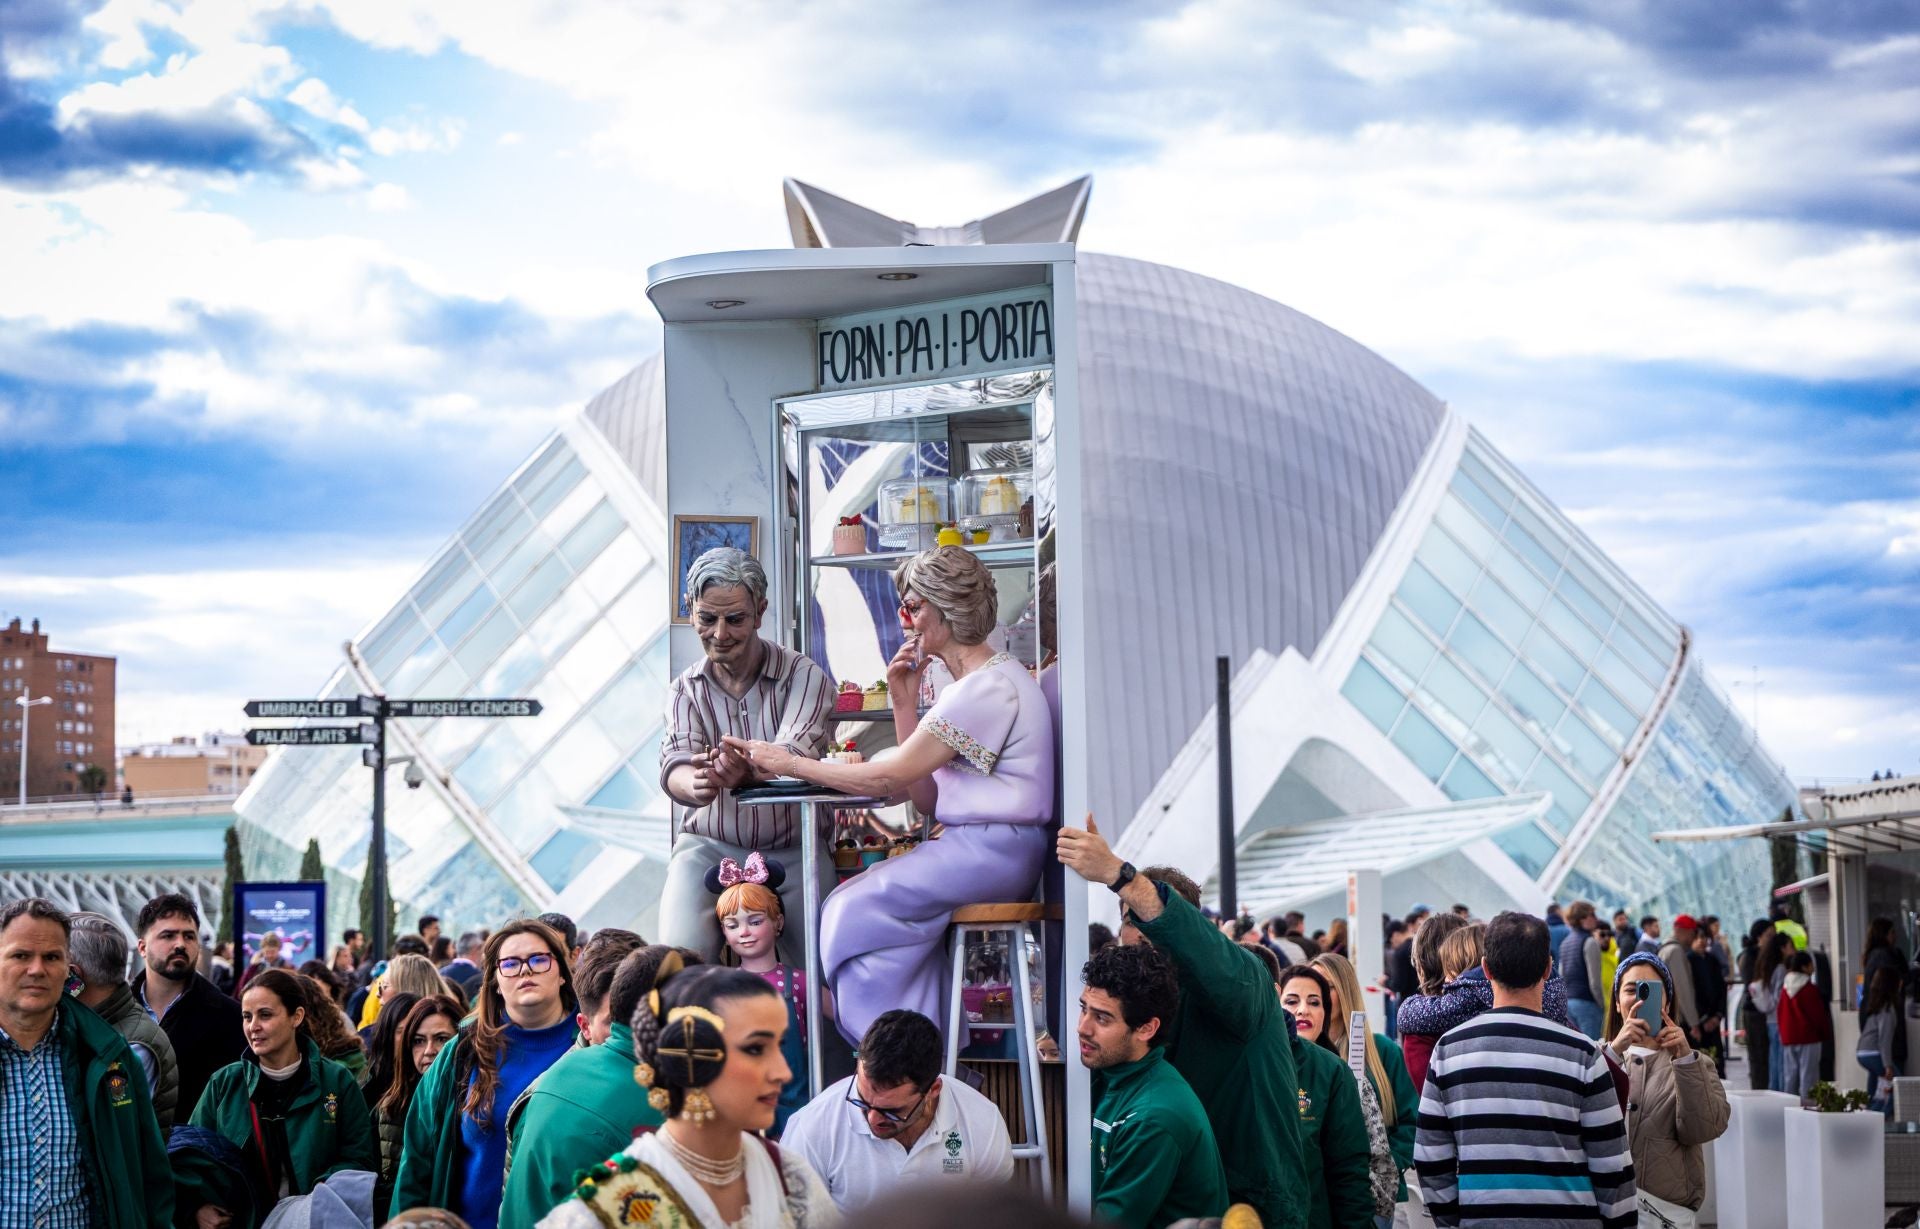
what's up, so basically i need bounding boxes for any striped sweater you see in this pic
[1413,1006,1635,1229]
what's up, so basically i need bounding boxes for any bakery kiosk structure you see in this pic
[644,244,1092,1207]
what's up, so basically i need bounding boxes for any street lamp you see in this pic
[15,692,52,807]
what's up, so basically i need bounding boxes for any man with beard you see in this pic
[131,892,243,1121]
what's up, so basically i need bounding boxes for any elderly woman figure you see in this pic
[659,546,838,962]
[726,546,1054,1046]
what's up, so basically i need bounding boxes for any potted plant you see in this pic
[1782,1081,1885,1228]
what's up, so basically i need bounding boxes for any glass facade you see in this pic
[1341,431,1789,917]
[237,430,673,937]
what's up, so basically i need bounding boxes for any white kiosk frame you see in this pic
[645,244,1093,1209]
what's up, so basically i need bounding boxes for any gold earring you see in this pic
[633,1062,656,1090]
[648,1087,673,1114]
[682,1087,716,1125]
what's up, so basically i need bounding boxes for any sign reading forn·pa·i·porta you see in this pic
[815,285,1053,392]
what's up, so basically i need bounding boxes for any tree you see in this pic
[358,837,396,957]
[76,764,108,799]
[299,838,324,882]
[220,825,246,941]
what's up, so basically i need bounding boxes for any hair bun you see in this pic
[650,1005,728,1091]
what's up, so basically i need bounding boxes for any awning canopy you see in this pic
[1207,792,1551,917]
[1650,809,1920,857]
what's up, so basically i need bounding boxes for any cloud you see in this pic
[0,555,427,745]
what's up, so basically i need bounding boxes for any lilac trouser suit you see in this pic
[820,654,1055,1046]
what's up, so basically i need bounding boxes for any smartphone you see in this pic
[1634,979,1665,1033]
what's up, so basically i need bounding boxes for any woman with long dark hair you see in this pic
[1276,964,1384,1229]
[361,992,421,1115]
[391,920,577,1229]
[375,994,462,1219]
[189,968,376,1225]
[297,971,367,1083]
[537,959,835,1227]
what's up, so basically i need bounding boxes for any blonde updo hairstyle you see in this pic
[894,546,998,646]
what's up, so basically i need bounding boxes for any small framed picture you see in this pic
[671,515,760,623]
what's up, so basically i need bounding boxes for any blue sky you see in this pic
[3,0,1917,779]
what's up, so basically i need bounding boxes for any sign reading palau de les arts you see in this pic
[815,285,1054,392]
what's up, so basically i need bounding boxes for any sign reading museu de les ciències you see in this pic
[815,285,1053,392]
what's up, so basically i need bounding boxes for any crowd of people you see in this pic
[8,875,1808,1229]
[0,542,1868,1229]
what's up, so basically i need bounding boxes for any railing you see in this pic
[0,792,240,826]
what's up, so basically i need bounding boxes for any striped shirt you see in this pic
[659,638,834,848]
[1414,1006,1635,1229]
[0,1013,92,1229]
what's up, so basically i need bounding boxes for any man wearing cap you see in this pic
[1659,916,1703,1041]
[657,546,836,963]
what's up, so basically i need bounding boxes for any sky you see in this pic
[3,0,1917,781]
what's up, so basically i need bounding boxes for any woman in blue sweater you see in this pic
[391,920,578,1227]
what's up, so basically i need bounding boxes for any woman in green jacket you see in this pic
[1315,951,1419,1224]
[190,968,378,1226]
[1278,964,1382,1229]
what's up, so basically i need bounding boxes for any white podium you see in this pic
[1781,1107,1884,1229]
[1713,1090,1798,1229]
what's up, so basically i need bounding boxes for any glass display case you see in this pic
[778,370,1056,728]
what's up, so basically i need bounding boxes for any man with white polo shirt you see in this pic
[779,1009,1014,1212]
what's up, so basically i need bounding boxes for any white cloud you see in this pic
[57,43,295,119]
[0,557,427,747]
[288,76,371,133]
[366,181,412,211]
[367,118,463,156]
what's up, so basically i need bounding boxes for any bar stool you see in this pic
[943,902,1062,1198]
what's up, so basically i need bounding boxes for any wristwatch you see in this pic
[1108,861,1137,893]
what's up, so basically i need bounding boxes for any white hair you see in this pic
[685,547,768,607]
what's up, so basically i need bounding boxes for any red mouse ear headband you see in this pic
[703,850,787,895]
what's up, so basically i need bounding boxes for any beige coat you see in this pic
[1620,1047,1730,1209]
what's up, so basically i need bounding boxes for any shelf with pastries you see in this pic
[809,541,1034,570]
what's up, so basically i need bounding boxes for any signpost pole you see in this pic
[1217,655,1236,920]
[370,702,389,959]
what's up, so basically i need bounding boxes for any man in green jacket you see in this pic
[71,910,180,1128]
[498,944,672,1227]
[0,897,173,1229]
[1060,820,1311,1229]
[1082,942,1229,1229]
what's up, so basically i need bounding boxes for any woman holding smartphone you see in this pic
[1605,953,1730,1228]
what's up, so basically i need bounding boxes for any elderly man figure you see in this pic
[0,898,173,1229]
[658,546,836,962]
[69,911,180,1128]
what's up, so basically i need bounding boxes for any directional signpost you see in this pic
[244,693,541,956]
[245,724,376,747]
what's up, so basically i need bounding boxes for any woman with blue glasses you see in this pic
[391,919,579,1229]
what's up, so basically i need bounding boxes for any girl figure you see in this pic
[707,852,814,1136]
[538,959,838,1228]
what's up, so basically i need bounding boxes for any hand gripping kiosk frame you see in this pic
[645,243,1092,1210]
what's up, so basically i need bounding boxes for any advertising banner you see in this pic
[233,880,326,972]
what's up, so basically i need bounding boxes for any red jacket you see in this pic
[1778,980,1832,1045]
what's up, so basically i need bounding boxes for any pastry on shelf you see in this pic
[822,739,863,765]
[897,486,939,522]
[936,523,964,547]
[978,475,1020,516]
[1017,497,1034,538]
[969,526,991,545]
[831,516,867,556]
[834,681,864,713]
[861,681,889,711]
